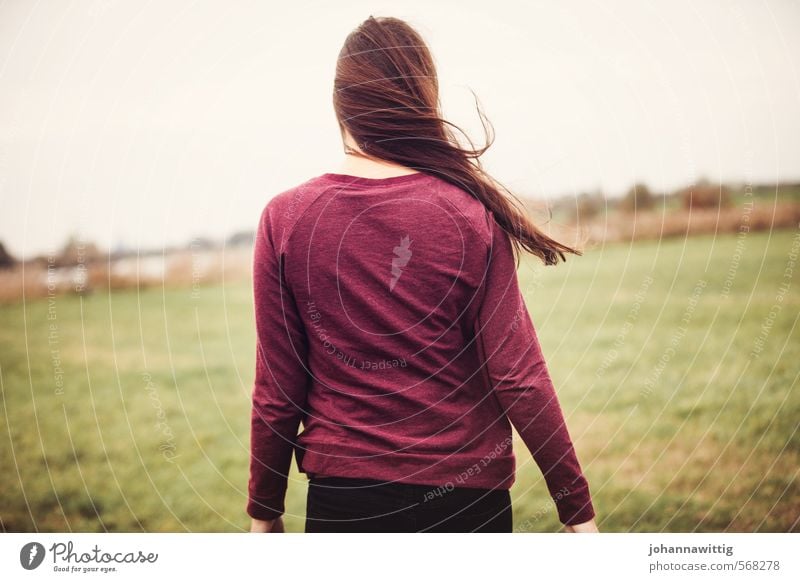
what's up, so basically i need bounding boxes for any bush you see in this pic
[680,182,732,210]
[619,183,655,213]
[0,241,15,270]
[55,235,105,267]
[575,192,606,222]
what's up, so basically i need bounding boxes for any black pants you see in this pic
[305,476,513,533]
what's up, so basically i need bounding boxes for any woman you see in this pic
[248,15,598,533]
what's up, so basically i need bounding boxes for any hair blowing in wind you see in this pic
[333,15,581,265]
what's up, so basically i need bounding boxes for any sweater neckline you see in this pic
[319,171,432,187]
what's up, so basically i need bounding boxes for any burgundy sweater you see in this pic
[247,171,595,526]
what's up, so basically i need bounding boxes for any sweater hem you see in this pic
[296,442,517,491]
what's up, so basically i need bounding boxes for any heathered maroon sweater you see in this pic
[247,171,595,526]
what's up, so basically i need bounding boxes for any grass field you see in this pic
[1,229,798,532]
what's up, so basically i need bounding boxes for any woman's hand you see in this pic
[250,517,285,533]
[564,518,599,533]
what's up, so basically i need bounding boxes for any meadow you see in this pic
[1,228,798,532]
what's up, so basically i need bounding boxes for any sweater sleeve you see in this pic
[247,205,310,521]
[474,212,596,526]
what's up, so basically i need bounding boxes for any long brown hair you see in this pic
[333,15,580,265]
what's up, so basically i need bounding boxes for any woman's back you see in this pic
[272,171,509,479]
[248,170,595,526]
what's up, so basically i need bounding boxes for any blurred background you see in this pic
[0,0,798,532]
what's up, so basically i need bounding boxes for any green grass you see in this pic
[1,230,798,532]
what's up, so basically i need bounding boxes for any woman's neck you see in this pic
[335,131,419,178]
[334,154,420,179]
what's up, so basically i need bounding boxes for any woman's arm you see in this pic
[564,519,599,532]
[250,517,285,533]
[474,211,597,528]
[247,204,310,527]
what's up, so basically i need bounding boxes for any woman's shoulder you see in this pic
[256,175,332,246]
[263,175,328,214]
[259,172,494,249]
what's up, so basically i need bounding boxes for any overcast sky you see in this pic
[1,0,799,259]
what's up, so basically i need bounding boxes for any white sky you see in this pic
[1,0,799,259]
